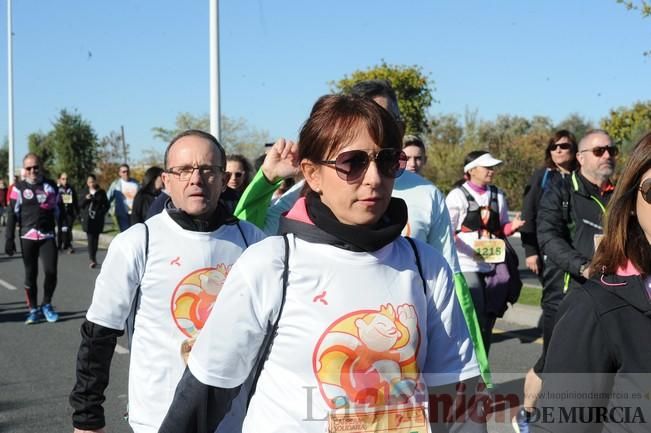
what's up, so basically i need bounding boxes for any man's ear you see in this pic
[301,159,322,193]
[161,171,172,191]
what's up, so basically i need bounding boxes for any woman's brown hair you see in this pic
[591,132,651,276]
[298,94,402,164]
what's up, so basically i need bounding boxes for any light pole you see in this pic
[7,0,15,183]
[209,0,221,142]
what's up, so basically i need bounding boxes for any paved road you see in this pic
[0,227,542,433]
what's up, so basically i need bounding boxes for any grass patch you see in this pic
[517,286,542,307]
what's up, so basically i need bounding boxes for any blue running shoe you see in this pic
[512,408,531,433]
[41,304,59,323]
[25,308,42,325]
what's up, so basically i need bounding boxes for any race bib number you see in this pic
[473,238,506,264]
[62,193,73,204]
[328,406,427,433]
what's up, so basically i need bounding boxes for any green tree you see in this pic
[555,113,594,140]
[96,130,129,188]
[48,109,98,189]
[152,113,271,160]
[0,138,8,180]
[600,101,651,154]
[331,61,435,135]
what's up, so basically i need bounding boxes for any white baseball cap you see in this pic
[463,153,502,173]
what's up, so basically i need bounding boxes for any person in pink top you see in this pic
[445,150,525,353]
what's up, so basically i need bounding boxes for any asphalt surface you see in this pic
[0,226,543,433]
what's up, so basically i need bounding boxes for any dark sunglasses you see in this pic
[226,171,244,179]
[640,178,651,205]
[549,143,572,151]
[321,148,407,182]
[25,165,40,171]
[579,145,619,157]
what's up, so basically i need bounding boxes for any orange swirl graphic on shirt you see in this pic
[170,263,231,338]
[312,303,421,409]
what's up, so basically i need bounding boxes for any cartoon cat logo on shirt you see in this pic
[171,263,231,338]
[313,303,422,409]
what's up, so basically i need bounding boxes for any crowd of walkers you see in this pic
[1,79,650,433]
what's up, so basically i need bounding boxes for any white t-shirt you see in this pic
[189,234,479,433]
[120,178,139,212]
[86,210,265,433]
[445,183,510,274]
[263,171,461,273]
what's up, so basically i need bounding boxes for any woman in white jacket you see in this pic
[159,94,484,433]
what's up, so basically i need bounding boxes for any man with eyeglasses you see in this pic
[107,163,140,232]
[70,130,264,433]
[4,153,61,324]
[514,129,616,432]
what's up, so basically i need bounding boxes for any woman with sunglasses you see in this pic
[531,132,651,432]
[159,94,482,433]
[226,154,253,196]
[514,130,578,430]
[445,151,525,354]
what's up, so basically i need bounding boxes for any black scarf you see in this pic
[166,199,236,232]
[301,192,407,252]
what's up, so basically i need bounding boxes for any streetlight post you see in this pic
[209,0,221,142]
[7,0,15,183]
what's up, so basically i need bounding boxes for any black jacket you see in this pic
[130,189,160,225]
[532,273,651,433]
[521,168,568,258]
[537,172,613,292]
[79,188,109,234]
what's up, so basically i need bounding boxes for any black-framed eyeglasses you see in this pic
[166,165,223,181]
[639,178,651,205]
[578,145,619,157]
[549,143,572,151]
[25,165,40,172]
[320,148,407,182]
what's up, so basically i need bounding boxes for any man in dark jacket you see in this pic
[513,129,617,432]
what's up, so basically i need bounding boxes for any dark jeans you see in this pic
[464,271,497,354]
[20,237,58,308]
[57,214,75,250]
[86,232,100,263]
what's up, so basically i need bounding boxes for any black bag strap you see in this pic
[405,237,427,296]
[126,222,149,350]
[235,221,249,248]
[247,234,290,408]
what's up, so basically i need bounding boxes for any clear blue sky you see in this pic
[1,0,649,165]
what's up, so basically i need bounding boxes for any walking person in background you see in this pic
[107,163,139,232]
[531,132,651,433]
[225,154,253,200]
[446,150,525,353]
[514,130,578,433]
[57,172,78,253]
[4,153,61,324]
[0,178,7,225]
[130,166,164,225]
[402,134,428,174]
[79,174,109,269]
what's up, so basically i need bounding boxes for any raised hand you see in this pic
[261,138,300,183]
